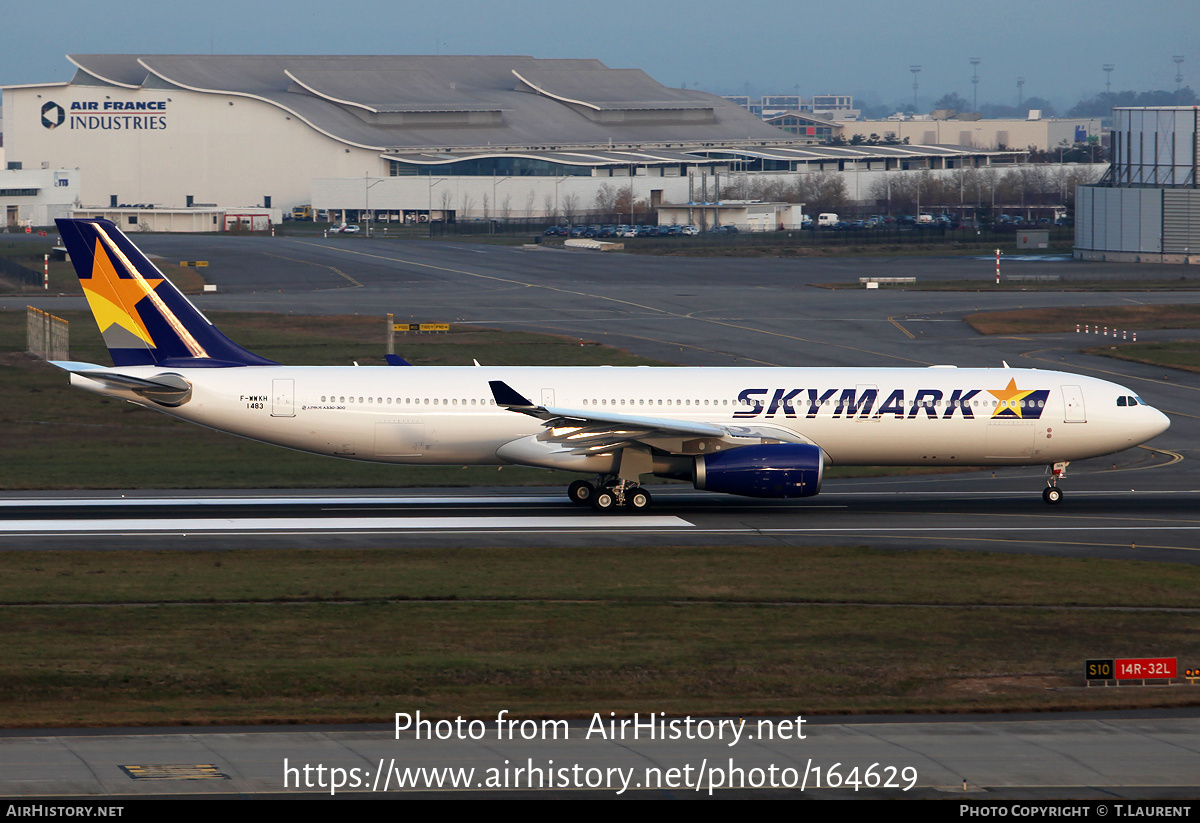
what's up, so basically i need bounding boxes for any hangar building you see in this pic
[3,54,1015,228]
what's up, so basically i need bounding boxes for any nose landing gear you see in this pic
[1043,461,1068,505]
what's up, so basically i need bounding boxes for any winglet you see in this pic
[489,380,537,409]
[385,354,413,366]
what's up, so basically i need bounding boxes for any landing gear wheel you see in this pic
[625,487,652,511]
[1043,486,1063,505]
[591,488,617,512]
[568,480,595,506]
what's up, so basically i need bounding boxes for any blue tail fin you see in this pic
[55,218,277,367]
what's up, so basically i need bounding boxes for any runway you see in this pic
[3,454,1197,560]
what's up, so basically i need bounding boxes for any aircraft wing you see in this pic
[489,379,813,456]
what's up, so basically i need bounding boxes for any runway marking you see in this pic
[0,495,558,509]
[1126,445,1184,470]
[888,315,915,339]
[0,516,693,534]
[261,252,363,287]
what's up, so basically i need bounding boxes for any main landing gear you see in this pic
[1042,461,1068,505]
[567,477,652,512]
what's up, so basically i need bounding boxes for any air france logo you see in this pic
[734,381,1050,421]
[41,101,65,129]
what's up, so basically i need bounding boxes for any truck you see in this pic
[292,204,313,221]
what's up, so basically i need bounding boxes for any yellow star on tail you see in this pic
[79,238,162,345]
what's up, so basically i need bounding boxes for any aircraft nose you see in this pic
[1142,406,1171,440]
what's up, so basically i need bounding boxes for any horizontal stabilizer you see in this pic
[50,361,193,406]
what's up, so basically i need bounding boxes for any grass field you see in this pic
[3,545,1198,727]
[820,279,1200,292]
[1083,340,1200,374]
[965,305,1200,335]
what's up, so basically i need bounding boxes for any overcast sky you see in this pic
[2,0,1196,112]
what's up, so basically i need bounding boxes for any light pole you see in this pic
[970,57,981,112]
[910,65,922,112]
[492,173,511,234]
[364,174,384,237]
[427,173,445,238]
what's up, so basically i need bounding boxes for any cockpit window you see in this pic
[1117,396,1127,407]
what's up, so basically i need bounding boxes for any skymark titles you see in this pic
[734,385,1051,421]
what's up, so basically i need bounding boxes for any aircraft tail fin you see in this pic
[54,218,278,367]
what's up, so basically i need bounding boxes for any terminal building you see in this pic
[3,54,1020,230]
[1074,107,1200,263]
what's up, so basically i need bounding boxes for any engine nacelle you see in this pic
[694,443,824,499]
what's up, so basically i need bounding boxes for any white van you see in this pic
[818,213,839,227]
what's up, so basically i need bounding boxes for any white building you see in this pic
[844,116,1102,153]
[0,167,79,229]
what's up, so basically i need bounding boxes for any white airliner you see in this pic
[51,218,1170,511]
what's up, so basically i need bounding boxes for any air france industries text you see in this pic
[68,116,167,131]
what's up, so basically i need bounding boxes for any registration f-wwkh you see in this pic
[51,218,1170,511]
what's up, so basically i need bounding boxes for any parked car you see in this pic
[331,223,361,234]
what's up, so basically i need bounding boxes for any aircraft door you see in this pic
[271,378,295,417]
[1061,385,1086,422]
[541,388,555,407]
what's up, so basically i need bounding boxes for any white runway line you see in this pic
[0,495,557,508]
[0,516,693,534]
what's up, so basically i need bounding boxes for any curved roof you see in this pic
[66,54,793,152]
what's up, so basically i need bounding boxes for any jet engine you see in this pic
[693,443,824,499]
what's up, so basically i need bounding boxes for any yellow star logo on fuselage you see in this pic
[988,378,1036,418]
[80,238,162,346]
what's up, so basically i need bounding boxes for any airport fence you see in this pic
[628,226,1075,252]
[424,221,1073,250]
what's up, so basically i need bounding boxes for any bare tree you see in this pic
[593,183,619,221]
[561,193,580,224]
